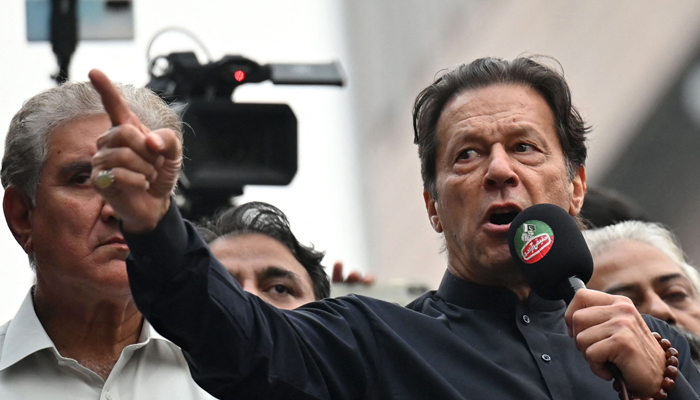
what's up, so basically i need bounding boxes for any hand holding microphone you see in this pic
[508,204,668,398]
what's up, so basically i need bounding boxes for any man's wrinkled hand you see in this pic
[565,288,667,397]
[89,69,182,233]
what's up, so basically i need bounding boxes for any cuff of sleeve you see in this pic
[123,199,188,283]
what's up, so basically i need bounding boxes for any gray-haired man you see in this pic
[0,80,213,399]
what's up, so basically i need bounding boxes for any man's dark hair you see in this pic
[579,186,647,229]
[413,56,590,198]
[198,202,330,300]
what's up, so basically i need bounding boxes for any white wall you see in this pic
[0,0,367,324]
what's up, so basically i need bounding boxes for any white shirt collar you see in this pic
[0,290,168,372]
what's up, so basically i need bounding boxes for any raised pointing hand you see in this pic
[89,69,182,233]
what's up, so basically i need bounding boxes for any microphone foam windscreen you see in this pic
[507,203,593,300]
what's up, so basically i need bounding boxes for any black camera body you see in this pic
[146,52,343,219]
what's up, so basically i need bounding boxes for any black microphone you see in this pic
[508,204,626,388]
[507,203,593,303]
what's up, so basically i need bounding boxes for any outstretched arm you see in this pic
[88,70,374,400]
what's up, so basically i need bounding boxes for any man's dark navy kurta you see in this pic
[124,204,700,400]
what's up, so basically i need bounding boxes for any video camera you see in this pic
[146,52,344,220]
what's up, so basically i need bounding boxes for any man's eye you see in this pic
[515,143,535,153]
[71,174,91,185]
[664,290,689,303]
[269,284,293,296]
[457,149,478,161]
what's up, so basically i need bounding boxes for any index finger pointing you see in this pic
[88,69,140,128]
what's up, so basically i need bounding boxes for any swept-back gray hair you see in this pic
[1,81,181,201]
[583,221,700,296]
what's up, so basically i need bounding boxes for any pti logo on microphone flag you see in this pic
[514,220,554,264]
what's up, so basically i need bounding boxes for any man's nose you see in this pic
[241,281,263,298]
[643,293,678,326]
[482,145,519,189]
[99,198,119,223]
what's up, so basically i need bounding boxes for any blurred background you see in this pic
[3,0,700,322]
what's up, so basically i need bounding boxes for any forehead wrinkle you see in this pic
[439,87,557,142]
[440,103,552,143]
[439,102,529,133]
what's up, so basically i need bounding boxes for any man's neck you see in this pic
[32,285,143,380]
[447,264,532,302]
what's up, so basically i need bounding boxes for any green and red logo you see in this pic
[514,220,554,264]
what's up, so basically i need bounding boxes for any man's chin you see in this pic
[469,251,522,284]
[482,246,516,270]
[95,245,130,262]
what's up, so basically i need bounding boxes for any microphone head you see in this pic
[507,203,593,300]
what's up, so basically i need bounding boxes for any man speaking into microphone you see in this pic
[92,57,700,399]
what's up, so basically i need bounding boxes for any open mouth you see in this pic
[489,211,519,225]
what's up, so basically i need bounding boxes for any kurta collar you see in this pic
[0,290,54,371]
[436,270,565,313]
[0,289,168,372]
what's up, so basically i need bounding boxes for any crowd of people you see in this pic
[1,56,700,399]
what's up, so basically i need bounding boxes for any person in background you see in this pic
[197,201,375,309]
[197,201,330,309]
[579,186,647,228]
[585,221,700,368]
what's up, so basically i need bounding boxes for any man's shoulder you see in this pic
[0,319,9,335]
[405,290,439,311]
[303,294,408,313]
[0,319,10,355]
[640,314,684,341]
[296,294,431,324]
[641,314,675,333]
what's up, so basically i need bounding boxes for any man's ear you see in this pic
[569,166,587,216]
[3,186,34,254]
[423,190,443,233]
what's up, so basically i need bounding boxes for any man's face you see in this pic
[29,114,130,298]
[588,239,700,338]
[209,233,317,309]
[425,84,585,284]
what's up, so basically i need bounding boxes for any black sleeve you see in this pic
[642,315,700,400]
[124,202,376,400]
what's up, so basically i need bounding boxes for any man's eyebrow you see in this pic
[58,161,92,177]
[605,283,638,294]
[656,273,685,285]
[605,274,688,294]
[262,266,301,282]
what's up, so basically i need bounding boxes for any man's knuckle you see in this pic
[115,149,133,164]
